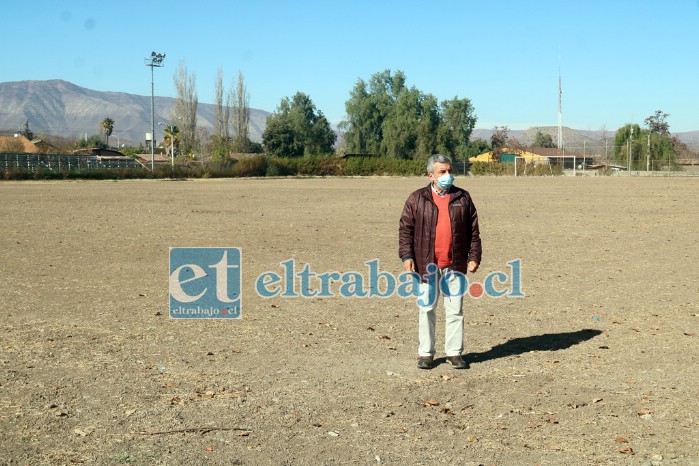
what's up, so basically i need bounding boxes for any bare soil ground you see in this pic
[1,176,698,466]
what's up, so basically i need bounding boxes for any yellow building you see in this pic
[469,147,591,169]
[469,147,548,164]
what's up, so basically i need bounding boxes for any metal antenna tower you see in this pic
[557,68,563,150]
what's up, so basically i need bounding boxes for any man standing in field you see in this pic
[399,154,482,369]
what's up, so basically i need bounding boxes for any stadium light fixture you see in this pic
[145,52,166,170]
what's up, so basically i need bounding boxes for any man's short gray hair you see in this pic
[426,154,452,174]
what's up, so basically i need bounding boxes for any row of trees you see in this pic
[613,110,688,170]
[169,61,261,161]
[93,61,260,161]
[211,68,257,161]
[259,69,479,161]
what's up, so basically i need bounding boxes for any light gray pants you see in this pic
[417,267,465,357]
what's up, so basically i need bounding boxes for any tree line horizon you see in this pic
[7,68,691,168]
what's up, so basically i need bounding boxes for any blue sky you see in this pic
[2,0,699,132]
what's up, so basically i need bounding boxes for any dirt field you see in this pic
[1,176,698,465]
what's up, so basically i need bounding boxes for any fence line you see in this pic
[1,153,143,171]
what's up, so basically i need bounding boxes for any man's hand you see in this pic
[403,259,416,273]
[468,261,479,273]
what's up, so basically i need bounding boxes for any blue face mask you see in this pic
[435,173,454,190]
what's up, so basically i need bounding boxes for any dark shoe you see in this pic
[446,356,468,369]
[417,356,433,369]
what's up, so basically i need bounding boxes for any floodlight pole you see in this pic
[628,126,634,172]
[145,52,165,171]
[646,129,651,172]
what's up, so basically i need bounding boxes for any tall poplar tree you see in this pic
[172,61,198,156]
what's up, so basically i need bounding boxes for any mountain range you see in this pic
[0,80,269,146]
[1,80,698,152]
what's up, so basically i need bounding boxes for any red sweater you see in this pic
[431,190,452,268]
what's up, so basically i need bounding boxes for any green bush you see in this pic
[2,154,457,180]
[1,168,33,180]
[295,155,341,176]
[342,157,369,176]
[469,162,508,175]
[266,157,298,176]
[1,167,153,180]
[529,163,563,176]
[231,155,268,177]
[341,157,424,176]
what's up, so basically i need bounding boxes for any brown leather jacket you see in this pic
[399,184,482,280]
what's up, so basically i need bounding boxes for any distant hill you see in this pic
[472,126,699,153]
[471,126,613,154]
[676,130,699,149]
[0,80,269,146]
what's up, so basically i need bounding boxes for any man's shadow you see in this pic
[435,328,602,367]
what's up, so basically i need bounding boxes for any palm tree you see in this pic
[162,125,180,160]
[101,118,115,147]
